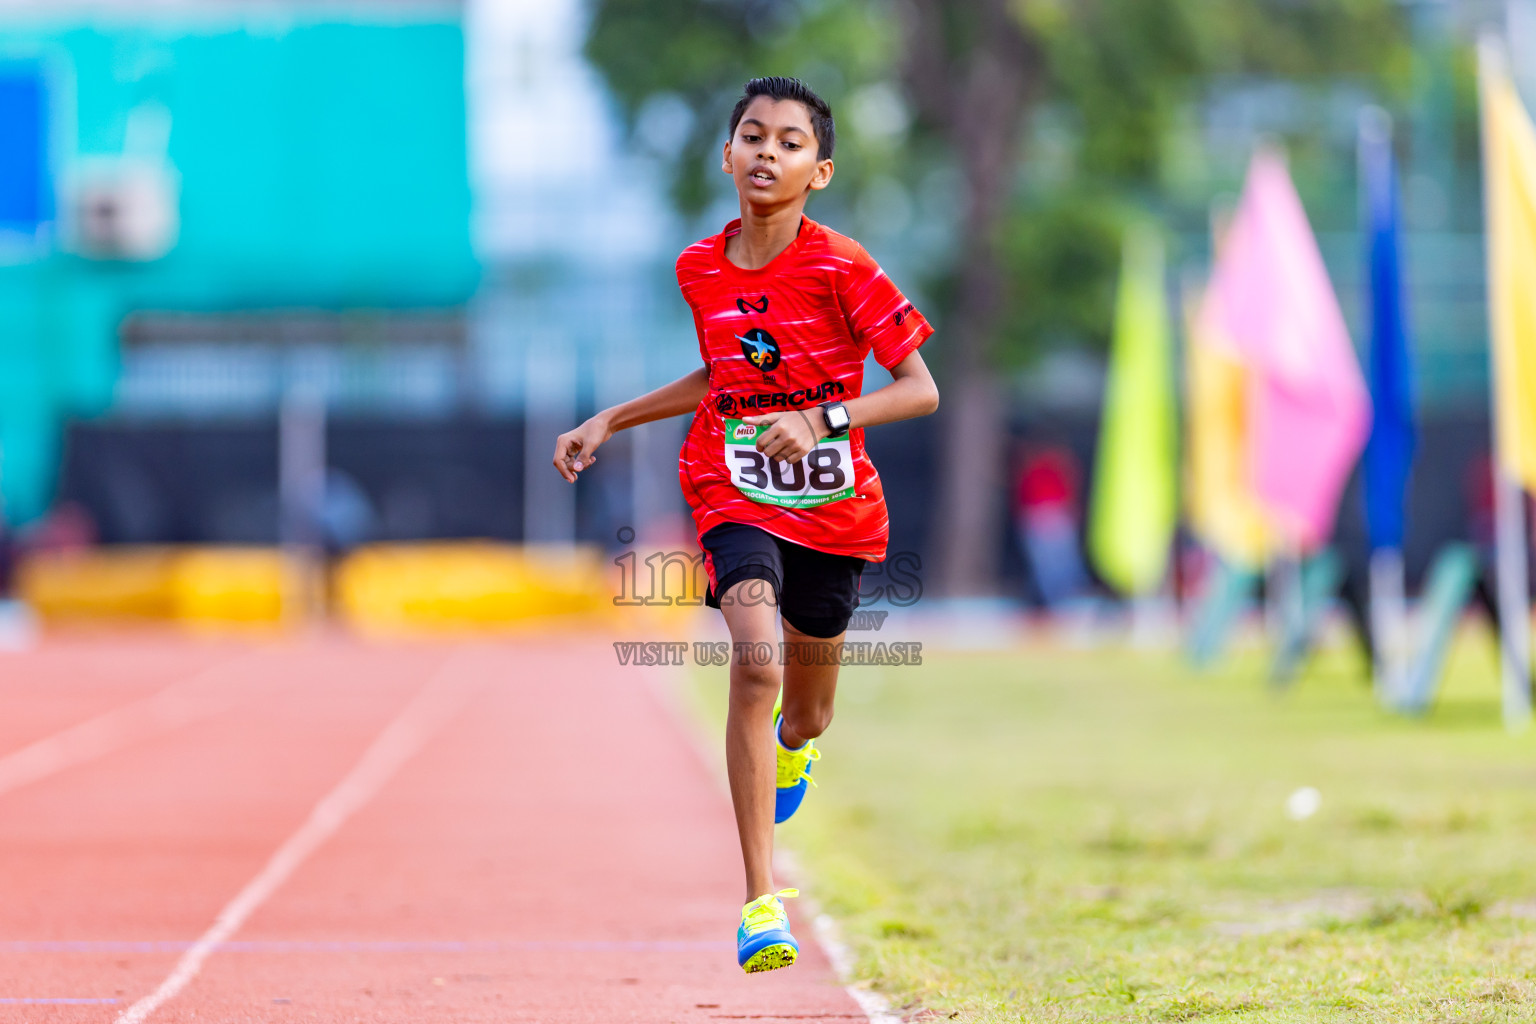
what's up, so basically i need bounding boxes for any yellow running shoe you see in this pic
[772,696,819,823]
[736,888,799,973]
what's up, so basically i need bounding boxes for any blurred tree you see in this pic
[584,0,909,216]
[585,0,1409,595]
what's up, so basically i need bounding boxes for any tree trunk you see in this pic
[933,249,1009,597]
[900,0,1038,596]
[933,363,1007,596]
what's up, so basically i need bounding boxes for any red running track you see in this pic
[0,633,869,1023]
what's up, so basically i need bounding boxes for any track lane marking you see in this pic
[5,939,726,953]
[113,652,484,1024]
[0,998,119,1005]
[0,651,283,800]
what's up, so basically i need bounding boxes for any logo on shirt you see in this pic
[893,303,916,326]
[712,380,846,417]
[736,295,770,315]
[736,328,781,373]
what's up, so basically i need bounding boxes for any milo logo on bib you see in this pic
[723,418,855,509]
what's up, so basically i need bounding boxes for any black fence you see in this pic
[53,409,1495,601]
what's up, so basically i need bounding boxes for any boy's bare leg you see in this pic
[719,578,784,904]
[778,621,844,750]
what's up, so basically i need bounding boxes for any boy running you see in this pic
[553,76,939,974]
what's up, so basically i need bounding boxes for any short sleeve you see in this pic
[676,253,710,370]
[838,245,934,370]
[689,305,710,370]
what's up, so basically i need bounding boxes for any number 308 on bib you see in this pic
[723,418,854,508]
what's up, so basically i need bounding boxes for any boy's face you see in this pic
[722,96,834,208]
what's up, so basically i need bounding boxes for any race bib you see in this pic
[724,418,854,508]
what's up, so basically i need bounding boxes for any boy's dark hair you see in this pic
[728,77,835,161]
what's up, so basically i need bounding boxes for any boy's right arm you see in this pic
[552,366,710,483]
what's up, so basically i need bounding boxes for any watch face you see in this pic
[827,404,849,430]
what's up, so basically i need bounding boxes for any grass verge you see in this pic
[687,625,1536,1022]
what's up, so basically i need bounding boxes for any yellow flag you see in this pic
[1185,284,1272,568]
[1481,50,1536,491]
[1088,224,1177,596]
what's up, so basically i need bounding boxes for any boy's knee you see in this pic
[730,662,779,699]
[783,703,833,741]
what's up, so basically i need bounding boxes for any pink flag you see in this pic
[1198,150,1372,551]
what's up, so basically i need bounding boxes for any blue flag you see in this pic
[1361,113,1416,552]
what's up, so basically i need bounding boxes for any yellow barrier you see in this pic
[18,548,181,621]
[331,542,612,634]
[18,542,617,633]
[18,547,297,628]
[171,549,299,627]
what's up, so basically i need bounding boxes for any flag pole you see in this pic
[1493,459,1530,731]
[1478,34,1533,731]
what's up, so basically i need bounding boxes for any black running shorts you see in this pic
[700,521,866,639]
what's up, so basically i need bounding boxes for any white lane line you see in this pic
[773,848,904,1024]
[812,911,904,1024]
[0,998,119,1005]
[0,653,275,799]
[6,938,725,953]
[644,664,897,1024]
[112,653,483,1024]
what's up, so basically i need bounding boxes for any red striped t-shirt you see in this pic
[675,216,933,564]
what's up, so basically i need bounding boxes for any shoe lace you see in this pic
[776,743,821,789]
[742,888,799,931]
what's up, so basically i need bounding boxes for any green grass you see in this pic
[687,625,1536,1022]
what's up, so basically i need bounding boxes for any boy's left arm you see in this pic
[744,350,939,464]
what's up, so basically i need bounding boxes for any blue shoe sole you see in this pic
[741,942,798,973]
[738,927,799,971]
[774,777,809,823]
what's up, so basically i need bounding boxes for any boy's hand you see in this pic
[742,410,828,464]
[552,416,613,483]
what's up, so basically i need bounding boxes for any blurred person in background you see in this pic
[1467,452,1496,554]
[0,514,13,598]
[319,469,378,558]
[1013,439,1088,610]
[1465,451,1536,645]
[23,501,98,556]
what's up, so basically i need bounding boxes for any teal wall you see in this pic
[0,13,477,524]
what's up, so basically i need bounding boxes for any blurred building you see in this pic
[0,0,702,548]
[465,0,698,546]
[0,0,477,530]
[0,0,1523,585]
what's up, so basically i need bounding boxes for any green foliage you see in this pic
[994,192,1129,364]
[584,0,906,216]
[1032,0,1411,185]
[585,0,1413,364]
[992,0,1412,364]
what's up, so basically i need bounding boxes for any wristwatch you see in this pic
[819,401,851,438]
